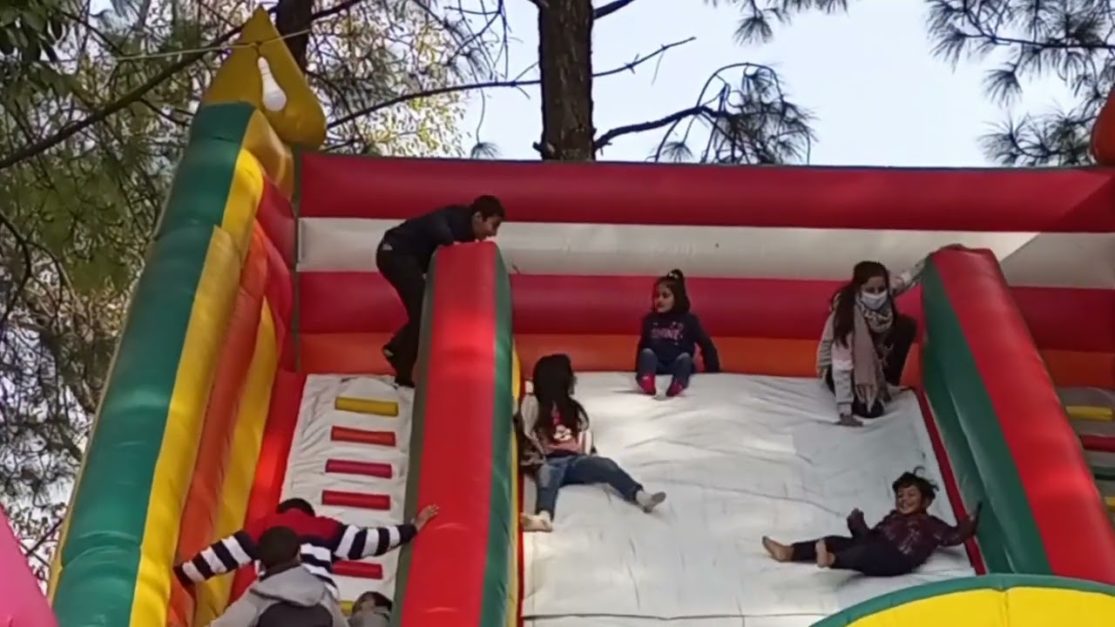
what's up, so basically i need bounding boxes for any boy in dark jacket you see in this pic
[377,196,506,387]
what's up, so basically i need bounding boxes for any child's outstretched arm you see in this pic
[692,316,720,372]
[330,505,438,560]
[930,503,981,547]
[173,529,257,586]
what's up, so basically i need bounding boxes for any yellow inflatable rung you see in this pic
[1066,405,1114,421]
[1105,496,1115,512]
[335,396,399,417]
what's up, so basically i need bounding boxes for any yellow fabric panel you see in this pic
[130,229,243,627]
[243,110,294,199]
[506,347,521,627]
[220,150,265,262]
[850,587,1115,627]
[193,301,279,626]
[202,8,326,148]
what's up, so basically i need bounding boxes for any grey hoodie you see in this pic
[211,565,347,627]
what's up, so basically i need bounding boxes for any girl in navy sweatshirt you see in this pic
[635,269,720,397]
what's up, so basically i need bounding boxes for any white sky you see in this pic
[460,0,1077,166]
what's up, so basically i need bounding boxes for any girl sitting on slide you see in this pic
[636,269,720,397]
[519,354,667,532]
[816,249,954,426]
[761,470,980,577]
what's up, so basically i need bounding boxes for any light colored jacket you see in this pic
[211,565,347,627]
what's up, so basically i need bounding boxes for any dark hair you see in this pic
[892,468,938,503]
[277,497,315,516]
[471,195,505,220]
[531,353,588,442]
[832,261,891,346]
[653,268,691,314]
[257,526,300,570]
[354,591,393,613]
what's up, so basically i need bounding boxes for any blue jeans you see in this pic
[534,454,643,516]
[637,348,693,388]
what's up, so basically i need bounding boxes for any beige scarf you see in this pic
[852,304,890,409]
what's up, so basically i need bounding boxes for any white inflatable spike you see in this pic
[256,55,287,112]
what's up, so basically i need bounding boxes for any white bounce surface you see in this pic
[523,373,974,627]
[283,375,413,604]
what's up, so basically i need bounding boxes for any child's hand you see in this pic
[959,503,981,537]
[414,504,440,531]
[847,508,865,524]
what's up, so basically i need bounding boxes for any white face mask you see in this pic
[859,290,889,310]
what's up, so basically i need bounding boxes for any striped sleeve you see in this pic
[331,523,418,560]
[173,530,257,586]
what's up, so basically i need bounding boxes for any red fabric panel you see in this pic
[297,272,1105,353]
[399,243,499,627]
[299,272,404,334]
[934,249,1115,584]
[231,369,306,600]
[256,180,295,268]
[299,153,1115,232]
[1012,286,1115,352]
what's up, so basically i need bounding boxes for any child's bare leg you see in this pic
[815,539,835,568]
[762,536,792,562]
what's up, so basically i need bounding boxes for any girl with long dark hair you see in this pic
[816,252,945,426]
[635,269,720,397]
[518,354,666,532]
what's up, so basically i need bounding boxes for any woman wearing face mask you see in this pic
[817,253,944,427]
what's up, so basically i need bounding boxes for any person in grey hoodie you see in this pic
[212,525,347,627]
[348,591,391,627]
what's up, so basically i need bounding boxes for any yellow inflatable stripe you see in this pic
[130,229,243,627]
[850,586,1115,626]
[506,346,521,627]
[335,396,399,417]
[1105,496,1115,512]
[1066,405,1114,421]
[243,109,295,199]
[220,149,266,263]
[194,302,280,626]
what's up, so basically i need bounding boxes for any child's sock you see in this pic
[666,379,684,397]
[637,375,656,395]
[635,490,666,513]
[521,512,553,532]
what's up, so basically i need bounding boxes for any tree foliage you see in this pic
[927,0,1115,165]
[0,0,485,580]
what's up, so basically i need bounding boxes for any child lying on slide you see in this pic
[519,354,667,532]
[761,470,980,576]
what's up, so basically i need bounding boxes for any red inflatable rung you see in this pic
[326,459,393,479]
[334,560,384,579]
[322,490,391,510]
[331,426,396,447]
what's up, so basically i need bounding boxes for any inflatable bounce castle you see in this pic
[2,9,1115,627]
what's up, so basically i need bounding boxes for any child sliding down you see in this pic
[519,354,666,532]
[636,269,719,397]
[762,470,980,577]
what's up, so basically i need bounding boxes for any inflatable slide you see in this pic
[2,9,1113,627]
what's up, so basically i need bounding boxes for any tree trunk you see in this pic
[275,0,315,70]
[536,0,595,161]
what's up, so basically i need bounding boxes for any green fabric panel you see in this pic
[389,257,438,626]
[479,250,514,627]
[156,104,253,239]
[921,263,1050,574]
[52,226,213,627]
[810,574,1115,627]
[922,355,1011,572]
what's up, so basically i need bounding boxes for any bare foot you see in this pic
[762,536,792,562]
[520,513,553,533]
[836,414,863,427]
[815,539,835,568]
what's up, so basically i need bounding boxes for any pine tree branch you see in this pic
[0,0,369,171]
[594,0,639,20]
[331,35,694,128]
[593,105,718,150]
